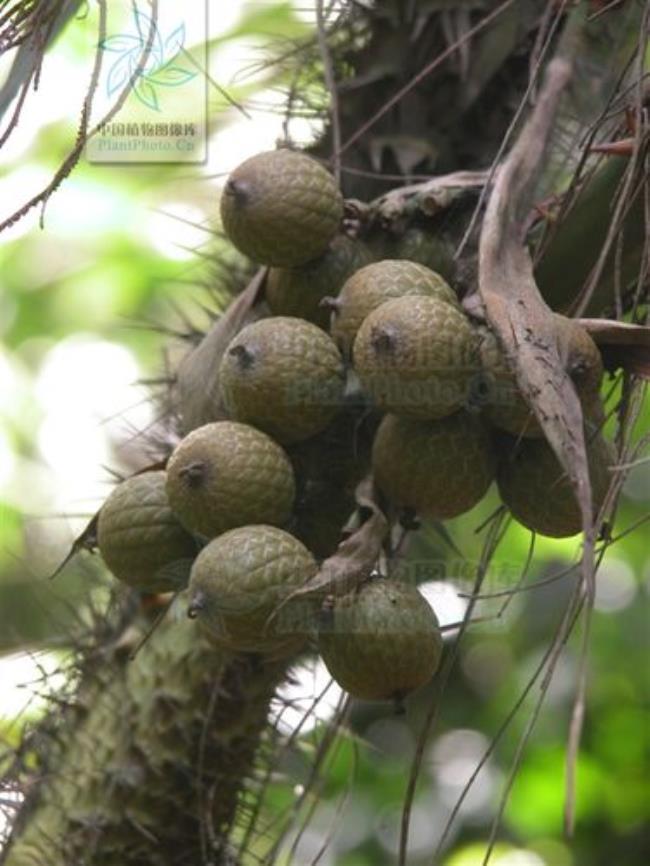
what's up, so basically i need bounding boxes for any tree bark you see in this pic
[2,612,288,866]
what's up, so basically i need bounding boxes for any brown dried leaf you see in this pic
[49,514,99,580]
[274,479,389,617]
[174,268,267,434]
[578,318,650,379]
[478,11,594,535]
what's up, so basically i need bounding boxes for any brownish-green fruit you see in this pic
[372,411,496,519]
[97,471,196,592]
[286,411,376,558]
[287,409,376,493]
[497,431,614,537]
[381,227,455,281]
[331,259,459,357]
[292,482,356,560]
[318,578,443,701]
[187,525,318,655]
[220,149,344,266]
[266,234,373,330]
[478,315,604,437]
[166,421,295,539]
[219,317,345,444]
[353,294,479,419]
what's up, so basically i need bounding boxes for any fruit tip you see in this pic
[370,326,396,353]
[224,178,250,203]
[319,296,342,312]
[228,343,255,369]
[188,591,206,619]
[178,461,206,487]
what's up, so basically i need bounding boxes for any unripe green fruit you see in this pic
[220,149,344,266]
[478,315,604,438]
[219,317,345,444]
[188,525,318,655]
[287,410,375,493]
[331,259,459,357]
[266,234,373,330]
[497,431,614,537]
[97,471,196,592]
[166,421,295,539]
[381,227,455,281]
[372,411,496,519]
[292,482,356,560]
[318,579,443,702]
[354,294,480,419]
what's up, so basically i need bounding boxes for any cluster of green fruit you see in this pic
[218,149,611,536]
[96,148,613,704]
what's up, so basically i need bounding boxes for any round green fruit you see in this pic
[353,294,479,419]
[381,226,455,281]
[372,411,496,519]
[331,259,459,357]
[497,431,614,537]
[478,315,604,438]
[266,234,373,330]
[292,482,356,560]
[286,409,375,493]
[166,421,295,539]
[97,471,196,592]
[318,578,443,702]
[188,525,318,655]
[219,317,345,444]
[219,149,344,266]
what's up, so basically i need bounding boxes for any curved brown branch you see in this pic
[478,5,593,531]
[477,2,601,841]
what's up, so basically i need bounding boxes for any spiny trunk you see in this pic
[2,611,288,866]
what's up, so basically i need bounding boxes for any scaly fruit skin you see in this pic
[219,149,344,266]
[372,411,496,519]
[332,259,459,357]
[286,411,376,558]
[318,579,443,701]
[497,432,614,537]
[379,227,456,282]
[188,525,318,655]
[97,471,196,592]
[354,294,479,419]
[166,421,295,539]
[219,317,345,444]
[287,409,376,493]
[266,234,373,330]
[478,315,604,438]
[291,482,357,560]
